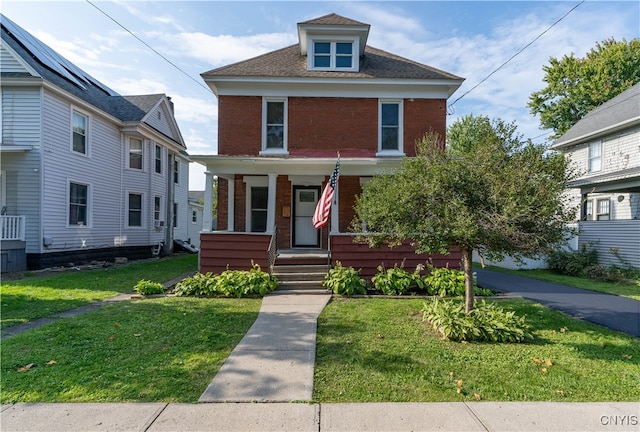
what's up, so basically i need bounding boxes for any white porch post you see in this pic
[266,173,277,234]
[202,171,214,232]
[330,182,339,234]
[227,176,235,231]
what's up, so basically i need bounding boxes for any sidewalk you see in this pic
[475,269,640,337]
[2,401,638,431]
[199,291,332,402]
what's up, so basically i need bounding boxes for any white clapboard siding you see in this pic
[172,156,190,241]
[145,104,176,142]
[1,87,42,253]
[41,91,125,252]
[0,43,30,73]
[579,220,640,268]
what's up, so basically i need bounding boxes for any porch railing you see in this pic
[267,225,278,273]
[1,215,26,241]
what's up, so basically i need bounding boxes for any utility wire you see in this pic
[85,0,214,95]
[448,0,585,108]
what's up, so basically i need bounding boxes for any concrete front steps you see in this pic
[271,264,331,295]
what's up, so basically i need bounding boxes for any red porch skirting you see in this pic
[330,234,461,280]
[200,232,271,274]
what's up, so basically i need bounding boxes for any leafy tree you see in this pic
[352,117,578,312]
[529,38,640,137]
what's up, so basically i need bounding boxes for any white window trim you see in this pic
[377,99,404,156]
[173,159,180,185]
[243,176,269,232]
[307,36,359,72]
[128,137,145,171]
[588,141,602,173]
[154,144,163,175]
[71,109,90,157]
[67,179,91,228]
[596,198,610,220]
[192,209,198,224]
[153,195,163,223]
[126,191,145,229]
[261,97,289,155]
[584,199,593,221]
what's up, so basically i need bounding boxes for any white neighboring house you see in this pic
[553,82,640,268]
[0,14,191,271]
[187,191,205,249]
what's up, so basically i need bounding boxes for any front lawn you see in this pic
[0,297,261,403]
[1,254,197,329]
[483,266,640,300]
[314,297,640,402]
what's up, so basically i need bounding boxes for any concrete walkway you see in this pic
[2,401,638,431]
[199,291,332,402]
[475,268,640,337]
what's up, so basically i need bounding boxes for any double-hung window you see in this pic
[69,182,89,226]
[154,196,161,222]
[262,98,287,154]
[596,199,610,220]
[378,100,403,154]
[584,200,593,221]
[155,145,162,174]
[129,138,143,170]
[174,160,180,184]
[309,39,357,71]
[250,187,268,232]
[128,193,143,227]
[72,111,88,155]
[588,141,602,172]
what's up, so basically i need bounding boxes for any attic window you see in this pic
[308,38,358,71]
[157,111,162,121]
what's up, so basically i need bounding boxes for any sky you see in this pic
[2,1,639,190]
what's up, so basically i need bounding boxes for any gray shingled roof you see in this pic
[554,83,640,148]
[299,13,369,27]
[202,44,461,81]
[1,14,184,148]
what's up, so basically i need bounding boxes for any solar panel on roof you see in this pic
[1,14,119,96]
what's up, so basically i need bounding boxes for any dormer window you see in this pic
[308,38,358,71]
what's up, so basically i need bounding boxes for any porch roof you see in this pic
[190,155,404,177]
[569,166,640,194]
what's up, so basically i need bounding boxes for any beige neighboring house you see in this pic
[553,83,640,268]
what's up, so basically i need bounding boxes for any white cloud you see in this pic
[162,31,297,67]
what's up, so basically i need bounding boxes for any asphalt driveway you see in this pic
[475,268,640,337]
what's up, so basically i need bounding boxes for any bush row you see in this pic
[173,263,277,298]
[547,245,640,281]
[323,262,493,297]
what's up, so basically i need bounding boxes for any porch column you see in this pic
[330,182,339,234]
[266,173,277,234]
[227,176,235,231]
[202,171,214,232]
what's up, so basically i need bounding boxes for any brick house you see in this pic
[191,13,464,278]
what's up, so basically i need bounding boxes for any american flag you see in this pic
[312,157,340,229]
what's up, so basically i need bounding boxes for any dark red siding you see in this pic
[330,234,462,280]
[199,232,271,274]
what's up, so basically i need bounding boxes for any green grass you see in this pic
[1,254,197,329]
[314,298,640,402]
[0,297,261,403]
[482,266,640,300]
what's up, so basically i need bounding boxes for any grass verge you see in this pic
[482,266,640,300]
[314,297,640,402]
[1,254,197,329]
[0,297,260,403]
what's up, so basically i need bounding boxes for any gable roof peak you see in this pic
[298,13,369,27]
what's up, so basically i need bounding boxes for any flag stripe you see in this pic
[312,158,340,229]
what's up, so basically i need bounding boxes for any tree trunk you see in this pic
[461,246,475,313]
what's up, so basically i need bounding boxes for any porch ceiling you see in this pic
[190,155,404,177]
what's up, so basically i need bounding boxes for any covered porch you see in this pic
[192,155,462,278]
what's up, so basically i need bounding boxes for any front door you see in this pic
[293,186,320,247]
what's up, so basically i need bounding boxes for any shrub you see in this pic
[421,299,531,343]
[323,262,367,296]
[547,245,597,276]
[133,279,165,296]
[371,264,425,295]
[423,266,469,297]
[174,264,277,298]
